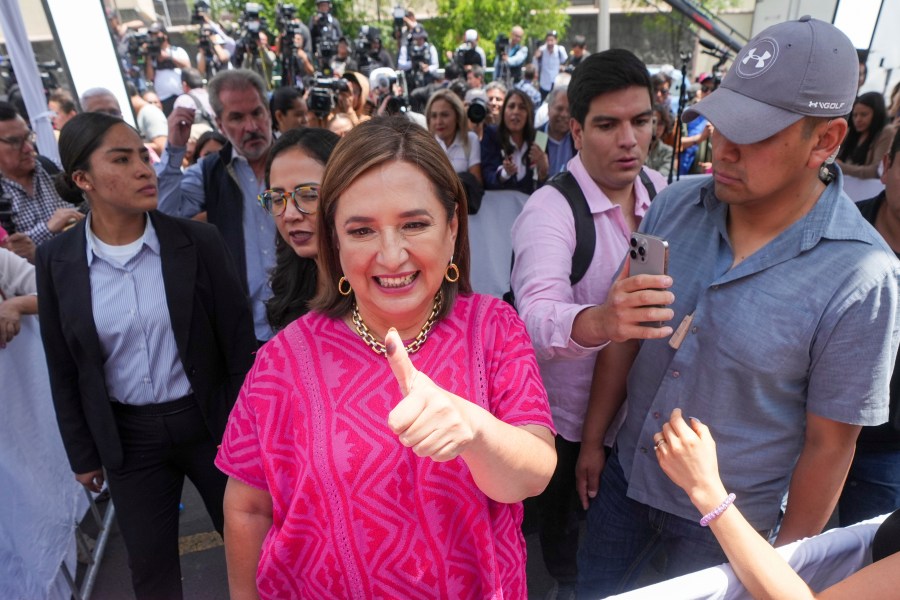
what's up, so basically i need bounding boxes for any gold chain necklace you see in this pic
[351,291,443,356]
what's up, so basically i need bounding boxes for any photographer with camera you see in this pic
[451,29,486,69]
[273,4,315,87]
[231,6,276,88]
[109,13,148,92]
[195,18,234,78]
[330,37,358,77]
[332,71,369,126]
[309,0,343,72]
[144,23,192,116]
[352,27,394,77]
[397,26,438,92]
[493,26,528,85]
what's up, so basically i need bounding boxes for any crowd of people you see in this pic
[2,8,900,600]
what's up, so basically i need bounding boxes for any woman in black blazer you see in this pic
[480,88,549,193]
[36,113,257,600]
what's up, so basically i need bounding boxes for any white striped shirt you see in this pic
[85,214,192,405]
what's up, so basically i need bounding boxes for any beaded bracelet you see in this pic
[700,493,736,527]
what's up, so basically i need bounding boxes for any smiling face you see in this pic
[73,123,157,217]
[267,147,323,259]
[215,86,272,161]
[428,98,458,146]
[334,161,457,338]
[571,85,653,197]
[548,91,570,138]
[486,88,505,120]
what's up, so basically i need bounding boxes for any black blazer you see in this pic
[480,124,537,193]
[36,211,257,474]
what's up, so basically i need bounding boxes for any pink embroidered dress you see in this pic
[216,293,553,599]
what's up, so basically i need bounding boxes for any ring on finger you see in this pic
[654,439,667,450]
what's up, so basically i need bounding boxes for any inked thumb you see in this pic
[385,328,417,396]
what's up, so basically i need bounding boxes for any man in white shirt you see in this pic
[534,31,567,101]
[145,23,192,116]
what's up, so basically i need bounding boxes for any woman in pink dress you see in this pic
[217,116,557,599]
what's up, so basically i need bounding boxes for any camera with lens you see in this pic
[307,76,349,118]
[238,2,267,49]
[494,34,509,60]
[467,96,488,124]
[354,29,372,55]
[277,2,297,24]
[409,43,427,68]
[371,68,408,115]
[276,3,302,55]
[191,0,211,24]
[454,43,480,68]
[127,31,148,61]
[197,26,214,52]
[392,6,406,39]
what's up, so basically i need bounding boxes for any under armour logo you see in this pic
[742,48,772,69]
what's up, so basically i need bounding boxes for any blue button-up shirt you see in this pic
[546,131,574,177]
[156,145,276,341]
[617,171,900,530]
[85,214,193,405]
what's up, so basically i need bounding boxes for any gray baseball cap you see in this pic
[684,16,858,144]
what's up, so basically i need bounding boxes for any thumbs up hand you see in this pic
[385,328,479,462]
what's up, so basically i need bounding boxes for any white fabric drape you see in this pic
[0,0,60,164]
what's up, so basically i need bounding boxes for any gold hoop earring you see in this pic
[338,276,352,296]
[445,262,460,283]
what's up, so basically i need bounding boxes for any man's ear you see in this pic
[807,118,847,169]
[570,117,583,152]
[881,153,893,186]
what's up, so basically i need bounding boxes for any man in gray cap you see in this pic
[576,16,900,597]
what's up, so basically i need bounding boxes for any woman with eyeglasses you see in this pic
[218,117,556,598]
[257,128,339,331]
[36,112,256,600]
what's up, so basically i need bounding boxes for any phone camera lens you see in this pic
[638,246,646,256]
[630,237,637,247]
[630,250,637,259]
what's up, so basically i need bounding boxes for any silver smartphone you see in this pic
[629,233,669,277]
[629,233,669,327]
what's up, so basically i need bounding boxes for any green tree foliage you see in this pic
[426,0,569,65]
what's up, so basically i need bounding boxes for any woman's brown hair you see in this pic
[310,115,472,320]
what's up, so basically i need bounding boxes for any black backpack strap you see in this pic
[547,171,594,286]
[638,168,657,200]
[37,155,60,176]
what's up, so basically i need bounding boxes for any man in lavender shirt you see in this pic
[510,49,673,598]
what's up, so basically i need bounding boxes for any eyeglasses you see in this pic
[0,131,36,150]
[258,184,319,217]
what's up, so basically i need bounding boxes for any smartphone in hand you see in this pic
[629,233,669,327]
[629,233,669,277]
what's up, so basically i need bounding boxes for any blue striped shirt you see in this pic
[85,214,192,405]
